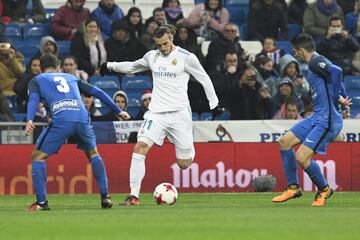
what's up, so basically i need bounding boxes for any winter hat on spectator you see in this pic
[142,90,152,101]
[113,90,128,109]
[279,77,294,89]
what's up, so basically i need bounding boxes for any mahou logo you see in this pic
[171,162,268,189]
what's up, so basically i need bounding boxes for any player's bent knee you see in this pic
[31,149,48,161]
[176,159,192,169]
[133,140,151,155]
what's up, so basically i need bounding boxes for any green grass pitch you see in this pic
[0,192,359,240]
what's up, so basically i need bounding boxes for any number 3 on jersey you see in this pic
[54,76,70,93]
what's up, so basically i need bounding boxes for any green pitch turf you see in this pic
[0,192,359,240]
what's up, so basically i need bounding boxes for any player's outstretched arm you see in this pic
[25,79,41,135]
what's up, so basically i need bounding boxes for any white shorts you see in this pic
[137,107,194,159]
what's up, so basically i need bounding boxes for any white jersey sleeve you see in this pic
[185,53,219,110]
[107,51,151,74]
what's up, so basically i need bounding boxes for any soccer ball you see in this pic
[153,183,178,205]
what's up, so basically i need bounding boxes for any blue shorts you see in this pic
[290,117,342,155]
[36,121,96,155]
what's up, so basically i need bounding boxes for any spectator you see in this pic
[186,0,229,40]
[303,0,344,41]
[71,18,107,76]
[273,99,303,119]
[162,0,185,25]
[13,57,41,113]
[345,0,360,39]
[91,0,124,40]
[3,0,46,24]
[256,36,286,72]
[287,0,308,25]
[279,54,310,98]
[105,20,146,63]
[317,16,359,75]
[338,0,356,15]
[271,77,303,113]
[174,25,204,64]
[121,7,144,39]
[229,66,274,120]
[0,41,24,96]
[248,0,288,41]
[147,7,167,26]
[140,19,159,51]
[253,55,280,97]
[93,90,129,121]
[209,51,243,108]
[51,0,90,40]
[0,88,15,122]
[205,22,248,72]
[81,91,102,119]
[135,90,152,120]
[0,0,11,24]
[36,36,60,59]
[62,55,89,81]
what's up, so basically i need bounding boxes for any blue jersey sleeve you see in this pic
[78,80,122,114]
[26,78,40,121]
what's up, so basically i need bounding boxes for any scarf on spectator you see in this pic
[164,6,182,19]
[316,0,338,16]
[88,35,107,70]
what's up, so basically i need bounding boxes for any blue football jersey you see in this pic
[28,72,89,123]
[307,54,343,126]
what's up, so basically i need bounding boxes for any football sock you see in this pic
[280,149,299,186]
[90,155,109,196]
[130,153,146,198]
[31,161,47,203]
[304,160,328,191]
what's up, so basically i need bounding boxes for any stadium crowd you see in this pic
[0,0,360,122]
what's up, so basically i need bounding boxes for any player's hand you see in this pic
[25,120,35,135]
[338,96,352,107]
[119,111,131,120]
[211,106,225,120]
[99,62,109,76]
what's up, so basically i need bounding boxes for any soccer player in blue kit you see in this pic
[272,33,352,206]
[25,54,131,211]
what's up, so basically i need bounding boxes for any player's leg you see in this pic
[27,124,69,211]
[121,113,166,205]
[272,119,310,203]
[76,123,112,208]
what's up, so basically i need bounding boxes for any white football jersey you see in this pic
[107,46,218,113]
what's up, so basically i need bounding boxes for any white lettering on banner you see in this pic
[303,160,338,191]
[112,121,142,143]
[171,162,268,189]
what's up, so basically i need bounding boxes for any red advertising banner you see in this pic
[0,143,358,195]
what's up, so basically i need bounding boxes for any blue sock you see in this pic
[305,160,328,191]
[280,149,299,186]
[31,161,47,203]
[90,155,109,196]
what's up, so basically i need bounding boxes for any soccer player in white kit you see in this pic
[100,24,223,205]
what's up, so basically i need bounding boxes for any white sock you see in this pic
[130,153,146,198]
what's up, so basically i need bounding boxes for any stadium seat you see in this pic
[200,112,212,121]
[288,24,303,40]
[227,5,247,27]
[15,41,40,59]
[126,106,140,117]
[344,75,360,95]
[89,76,121,89]
[192,112,200,121]
[121,76,152,98]
[277,41,292,54]
[201,41,211,57]
[13,113,26,122]
[57,41,71,56]
[5,96,17,113]
[3,24,22,41]
[45,8,57,21]
[23,23,51,41]
[127,96,141,107]
[239,24,247,40]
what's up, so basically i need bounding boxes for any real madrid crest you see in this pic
[172,59,177,65]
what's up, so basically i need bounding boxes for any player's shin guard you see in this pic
[90,155,109,196]
[304,160,328,191]
[31,161,47,203]
[130,153,146,198]
[280,149,299,186]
